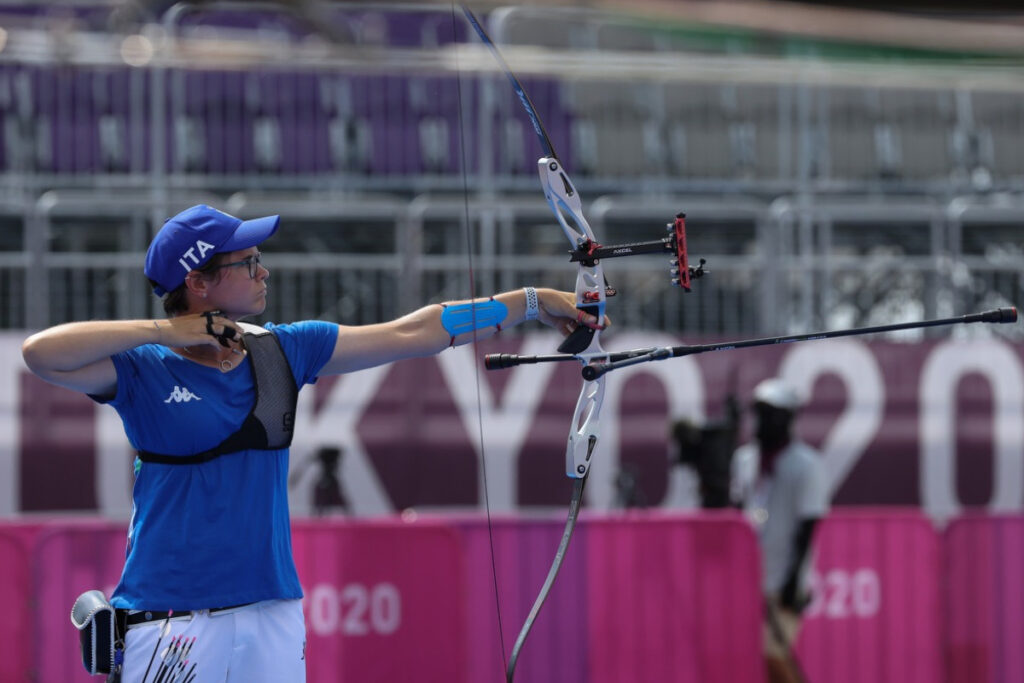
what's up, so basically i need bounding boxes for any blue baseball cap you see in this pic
[145,205,279,295]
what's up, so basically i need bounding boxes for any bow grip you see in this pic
[558,305,600,354]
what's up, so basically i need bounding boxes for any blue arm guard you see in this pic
[440,298,509,337]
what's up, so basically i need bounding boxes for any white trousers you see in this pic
[121,599,306,683]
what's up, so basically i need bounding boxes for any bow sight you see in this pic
[555,210,706,358]
[567,213,707,291]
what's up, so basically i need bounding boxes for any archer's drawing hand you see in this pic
[155,311,244,350]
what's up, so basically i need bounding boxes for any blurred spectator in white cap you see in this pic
[731,378,829,683]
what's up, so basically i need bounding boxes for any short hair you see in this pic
[149,253,230,316]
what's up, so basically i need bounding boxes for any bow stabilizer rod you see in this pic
[581,306,1018,380]
[484,307,1019,379]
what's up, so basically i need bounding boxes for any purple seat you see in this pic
[168,70,252,175]
[352,74,418,176]
[410,75,473,175]
[330,8,470,47]
[261,70,331,174]
[92,68,136,173]
[319,75,372,175]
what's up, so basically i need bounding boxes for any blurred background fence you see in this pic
[0,1,1020,339]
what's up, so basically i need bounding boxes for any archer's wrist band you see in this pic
[523,287,539,321]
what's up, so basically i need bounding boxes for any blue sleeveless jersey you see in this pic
[100,320,338,610]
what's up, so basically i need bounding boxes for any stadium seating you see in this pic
[968,89,1024,184]
[0,3,1021,337]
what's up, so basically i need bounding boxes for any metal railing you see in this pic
[0,4,1020,337]
[1,190,1020,341]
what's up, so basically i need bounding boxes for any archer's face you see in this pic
[204,247,270,319]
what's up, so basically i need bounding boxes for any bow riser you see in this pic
[539,157,605,298]
[566,375,604,477]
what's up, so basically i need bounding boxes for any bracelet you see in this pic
[523,287,539,321]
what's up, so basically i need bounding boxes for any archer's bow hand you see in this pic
[533,288,610,337]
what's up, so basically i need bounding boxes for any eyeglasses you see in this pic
[209,252,262,279]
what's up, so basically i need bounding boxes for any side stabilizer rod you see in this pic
[483,307,1019,380]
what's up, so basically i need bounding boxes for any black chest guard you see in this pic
[136,324,299,465]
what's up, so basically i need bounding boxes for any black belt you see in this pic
[124,603,253,627]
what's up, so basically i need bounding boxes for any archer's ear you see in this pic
[183,271,210,298]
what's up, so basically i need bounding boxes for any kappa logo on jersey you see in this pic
[164,385,202,403]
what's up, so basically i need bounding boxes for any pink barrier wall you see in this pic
[24,520,468,683]
[945,515,1024,683]
[5,512,1021,683]
[291,520,467,683]
[798,510,943,683]
[447,515,590,683]
[32,522,130,683]
[585,513,763,683]
[448,512,762,683]
[0,525,35,683]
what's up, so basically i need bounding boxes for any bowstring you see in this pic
[450,4,509,675]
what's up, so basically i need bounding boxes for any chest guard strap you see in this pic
[137,324,299,465]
